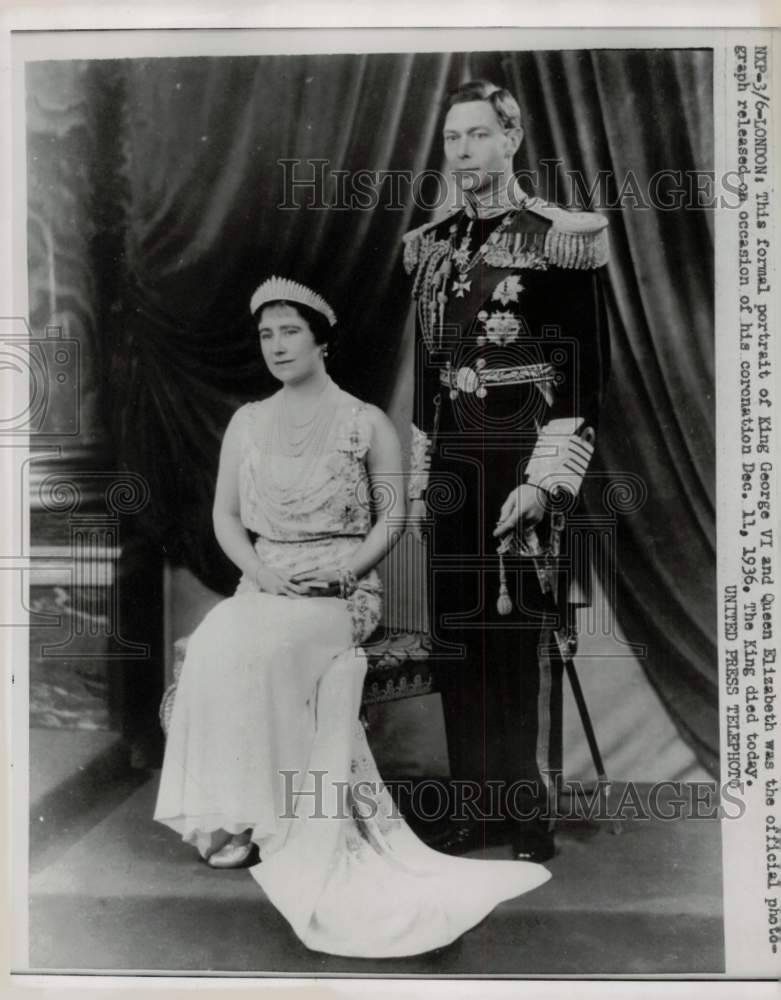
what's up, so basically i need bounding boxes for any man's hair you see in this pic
[446,79,522,131]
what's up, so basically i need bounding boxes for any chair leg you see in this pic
[565,657,622,835]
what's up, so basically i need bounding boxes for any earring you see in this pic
[321,346,329,359]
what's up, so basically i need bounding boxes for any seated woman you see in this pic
[154,276,550,958]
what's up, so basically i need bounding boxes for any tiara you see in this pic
[250,276,337,327]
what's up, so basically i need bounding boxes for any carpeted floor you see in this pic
[27,774,724,976]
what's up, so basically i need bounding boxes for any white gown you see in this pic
[154,386,550,957]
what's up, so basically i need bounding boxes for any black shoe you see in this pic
[512,825,556,863]
[422,820,484,856]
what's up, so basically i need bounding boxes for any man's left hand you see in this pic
[493,484,547,538]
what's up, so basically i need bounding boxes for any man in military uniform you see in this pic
[403,80,611,861]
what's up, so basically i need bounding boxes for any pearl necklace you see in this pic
[262,379,341,495]
[276,377,333,456]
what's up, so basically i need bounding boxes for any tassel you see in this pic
[497,550,513,616]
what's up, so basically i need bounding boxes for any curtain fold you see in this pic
[98,53,454,591]
[81,49,716,772]
[473,49,717,772]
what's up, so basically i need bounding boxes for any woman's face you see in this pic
[258,303,323,385]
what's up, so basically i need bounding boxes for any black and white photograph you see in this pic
[2,14,778,990]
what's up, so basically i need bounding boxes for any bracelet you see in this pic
[337,566,358,599]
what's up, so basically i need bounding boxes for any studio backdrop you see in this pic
[26,47,716,773]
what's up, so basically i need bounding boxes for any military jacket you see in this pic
[403,193,611,506]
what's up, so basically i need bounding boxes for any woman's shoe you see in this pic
[207,837,260,869]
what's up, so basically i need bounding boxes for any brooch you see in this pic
[476,309,521,347]
[492,275,524,305]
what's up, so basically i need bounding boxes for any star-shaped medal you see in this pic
[492,274,525,306]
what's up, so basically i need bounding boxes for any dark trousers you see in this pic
[427,441,561,827]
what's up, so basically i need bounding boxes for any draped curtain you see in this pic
[53,48,715,772]
[470,50,717,773]
[99,52,459,592]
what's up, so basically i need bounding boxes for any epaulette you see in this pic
[523,196,609,269]
[401,211,459,275]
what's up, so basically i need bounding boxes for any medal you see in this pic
[452,275,471,297]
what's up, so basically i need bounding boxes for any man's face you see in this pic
[442,100,521,194]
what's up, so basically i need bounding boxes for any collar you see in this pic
[462,175,529,220]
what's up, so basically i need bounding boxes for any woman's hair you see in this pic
[254,299,338,354]
[446,79,523,131]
